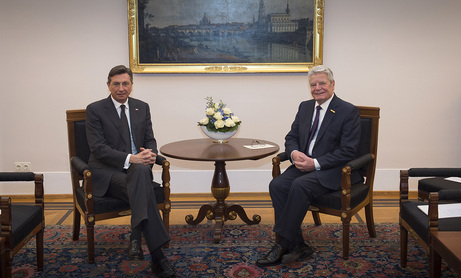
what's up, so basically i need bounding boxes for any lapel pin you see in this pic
[135,108,139,111]
[330,109,336,113]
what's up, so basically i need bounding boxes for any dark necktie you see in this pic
[306,105,322,152]
[120,105,132,153]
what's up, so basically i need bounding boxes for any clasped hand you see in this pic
[130,147,157,165]
[292,150,315,172]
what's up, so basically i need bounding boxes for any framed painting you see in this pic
[128,0,324,73]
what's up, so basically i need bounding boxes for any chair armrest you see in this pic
[277,152,289,162]
[408,168,461,177]
[272,152,289,179]
[0,197,11,228]
[0,172,44,205]
[428,192,439,229]
[345,153,374,171]
[71,156,90,174]
[155,154,171,188]
[400,170,410,202]
[156,154,167,165]
[0,172,35,182]
[33,174,44,206]
[438,189,461,201]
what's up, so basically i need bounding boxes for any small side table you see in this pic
[161,138,279,243]
[429,230,461,277]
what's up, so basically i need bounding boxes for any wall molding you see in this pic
[0,169,419,196]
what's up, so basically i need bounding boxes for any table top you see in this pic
[431,231,461,257]
[160,138,280,162]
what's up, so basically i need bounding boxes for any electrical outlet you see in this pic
[14,162,31,172]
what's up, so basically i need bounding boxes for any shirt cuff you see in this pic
[124,154,132,169]
[314,159,321,170]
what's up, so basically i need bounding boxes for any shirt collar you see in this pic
[111,96,129,110]
[316,94,333,111]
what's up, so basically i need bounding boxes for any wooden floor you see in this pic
[29,192,401,226]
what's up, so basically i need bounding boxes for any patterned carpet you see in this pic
[12,223,457,277]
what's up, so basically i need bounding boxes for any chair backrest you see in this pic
[66,109,90,164]
[356,106,380,182]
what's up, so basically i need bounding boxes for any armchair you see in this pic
[66,109,171,264]
[410,168,461,201]
[272,106,380,259]
[0,172,44,278]
[399,169,461,269]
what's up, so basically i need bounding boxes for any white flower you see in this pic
[224,118,236,127]
[206,108,215,116]
[213,112,223,120]
[198,97,241,132]
[214,119,225,129]
[199,117,209,125]
[222,108,232,115]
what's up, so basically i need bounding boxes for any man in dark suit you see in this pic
[256,65,362,267]
[86,65,176,277]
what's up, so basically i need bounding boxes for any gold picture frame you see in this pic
[128,0,324,74]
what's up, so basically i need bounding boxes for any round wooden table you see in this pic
[160,138,279,243]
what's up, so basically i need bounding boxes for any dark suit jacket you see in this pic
[86,96,157,197]
[285,94,362,190]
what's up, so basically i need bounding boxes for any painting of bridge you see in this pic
[129,0,323,73]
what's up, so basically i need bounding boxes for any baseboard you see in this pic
[5,191,415,201]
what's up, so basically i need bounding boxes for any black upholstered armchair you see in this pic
[399,169,461,268]
[409,168,461,201]
[0,172,44,278]
[66,109,171,263]
[272,106,380,259]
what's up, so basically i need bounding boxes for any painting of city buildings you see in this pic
[136,0,316,64]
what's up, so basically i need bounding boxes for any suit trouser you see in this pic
[270,165,331,247]
[107,163,169,251]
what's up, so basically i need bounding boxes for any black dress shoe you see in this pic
[255,242,289,267]
[152,259,177,278]
[128,239,144,261]
[282,242,314,264]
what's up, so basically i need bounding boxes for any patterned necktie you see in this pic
[120,105,132,154]
[306,105,322,152]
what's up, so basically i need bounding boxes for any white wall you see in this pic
[1,0,460,195]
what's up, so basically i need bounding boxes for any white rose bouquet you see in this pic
[198,97,241,133]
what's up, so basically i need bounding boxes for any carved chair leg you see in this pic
[72,206,81,241]
[36,228,44,270]
[365,204,377,238]
[312,211,322,226]
[6,254,12,278]
[162,210,170,248]
[87,223,95,264]
[400,224,408,267]
[342,218,351,260]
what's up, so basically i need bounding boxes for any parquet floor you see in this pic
[31,192,400,226]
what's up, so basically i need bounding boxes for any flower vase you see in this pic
[200,126,238,143]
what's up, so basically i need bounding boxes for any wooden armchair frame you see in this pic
[399,169,461,269]
[0,172,44,278]
[272,106,380,259]
[66,109,171,264]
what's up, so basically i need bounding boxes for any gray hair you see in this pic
[307,65,334,83]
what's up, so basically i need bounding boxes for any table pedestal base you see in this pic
[185,161,261,243]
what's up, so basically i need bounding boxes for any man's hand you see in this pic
[292,150,316,172]
[129,147,157,165]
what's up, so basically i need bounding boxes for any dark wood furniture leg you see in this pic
[185,161,261,243]
[429,231,461,278]
[0,237,5,278]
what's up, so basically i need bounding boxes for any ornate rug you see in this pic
[12,223,457,277]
